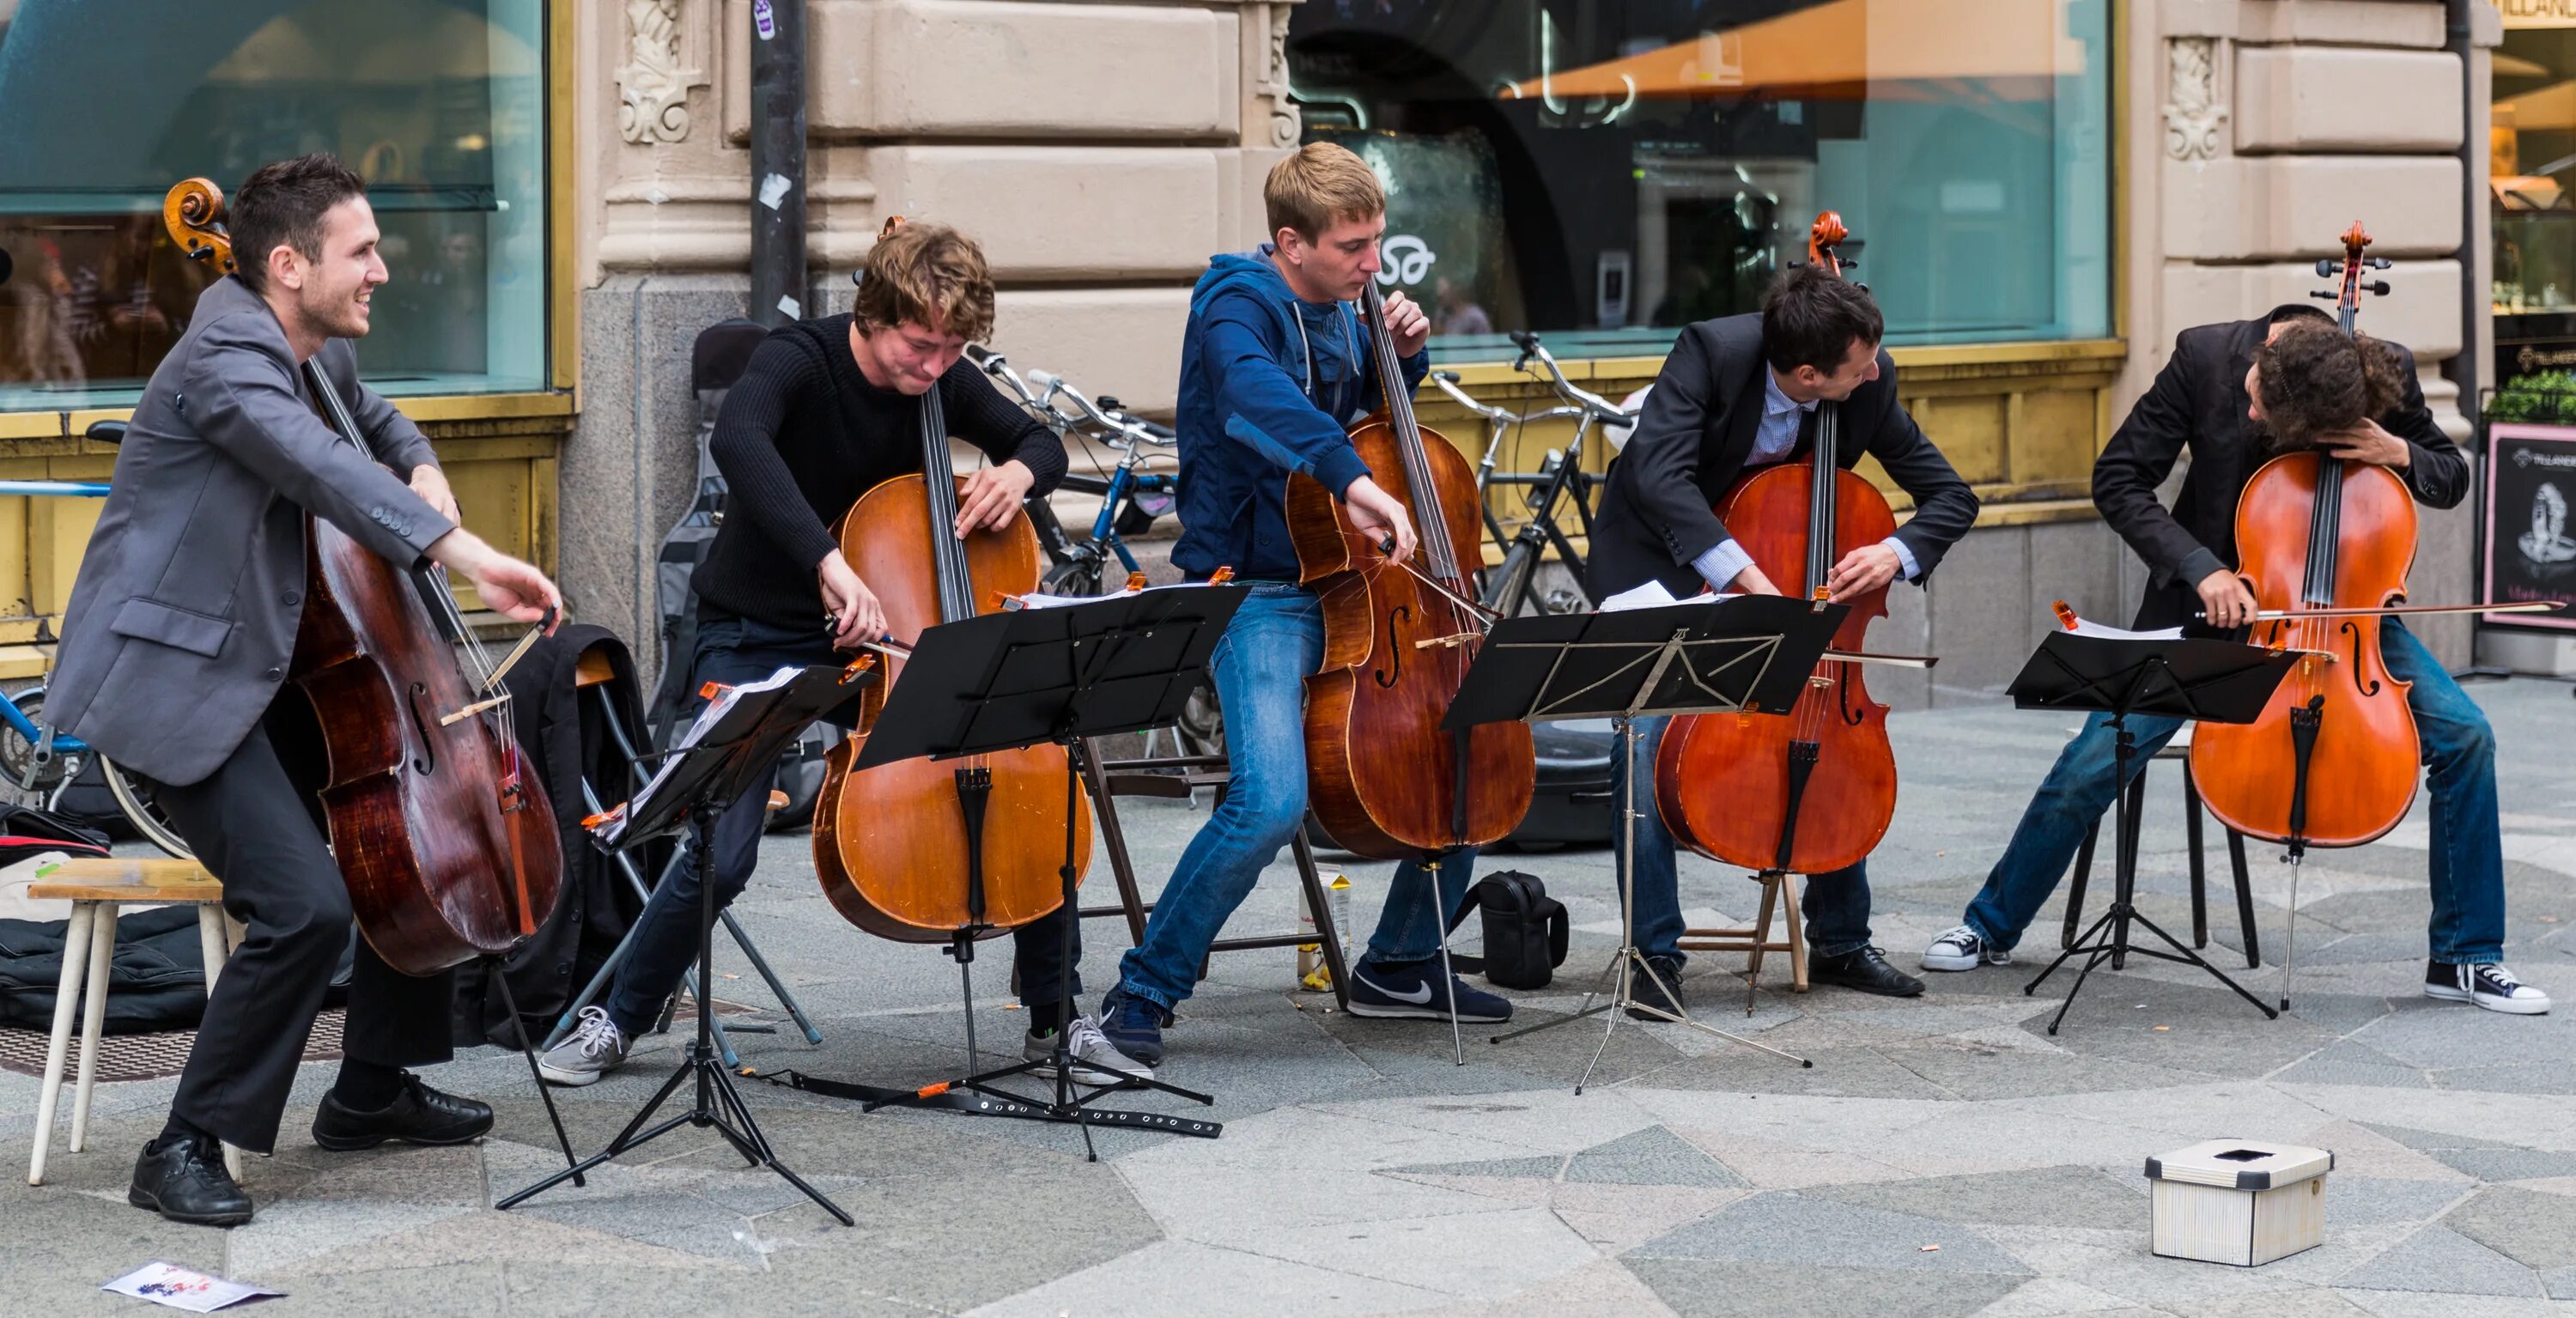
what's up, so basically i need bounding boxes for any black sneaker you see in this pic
[129,1133,252,1227]
[1809,945,1925,997]
[311,1073,494,1151]
[1625,955,1686,1020]
[1347,957,1513,1023]
[1097,987,1171,1066]
[2426,961,2551,1015]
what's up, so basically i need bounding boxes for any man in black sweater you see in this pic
[1589,265,1979,1011]
[540,222,1147,1084]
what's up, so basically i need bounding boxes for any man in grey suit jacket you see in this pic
[48,155,563,1227]
[1589,264,1980,1012]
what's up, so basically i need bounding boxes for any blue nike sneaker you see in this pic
[1346,957,1512,1023]
[1097,986,1170,1066]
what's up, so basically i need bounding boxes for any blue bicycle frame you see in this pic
[1089,469,1178,574]
[0,478,112,768]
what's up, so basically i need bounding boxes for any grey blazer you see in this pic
[47,276,458,787]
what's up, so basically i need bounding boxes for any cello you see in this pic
[161,178,562,977]
[1654,214,1899,896]
[1285,280,1534,860]
[2189,224,2420,858]
[811,219,1091,950]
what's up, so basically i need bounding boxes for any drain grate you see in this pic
[0,1009,346,1084]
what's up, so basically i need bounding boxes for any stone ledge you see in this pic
[2163,258,2466,357]
[2235,46,2464,153]
[2165,156,2463,261]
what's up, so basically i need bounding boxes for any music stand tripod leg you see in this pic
[501,797,854,1224]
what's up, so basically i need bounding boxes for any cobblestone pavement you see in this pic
[5,679,2574,1316]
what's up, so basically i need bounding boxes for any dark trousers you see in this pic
[604,611,1082,1038]
[147,720,454,1155]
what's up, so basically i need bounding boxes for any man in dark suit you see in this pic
[48,154,565,1226]
[1592,264,1980,1011]
[1919,307,2550,1017]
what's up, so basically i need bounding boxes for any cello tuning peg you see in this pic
[2369,257,2393,269]
[2313,258,2336,277]
[2309,291,2336,301]
[2367,281,2391,296]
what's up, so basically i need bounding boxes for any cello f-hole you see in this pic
[2340,620,2379,695]
[405,682,438,774]
[1374,604,1410,689]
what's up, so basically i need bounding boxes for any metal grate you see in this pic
[0,1009,345,1084]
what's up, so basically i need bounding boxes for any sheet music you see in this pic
[1005,579,1221,611]
[595,664,805,846]
[1600,581,1736,612]
[2063,617,2183,641]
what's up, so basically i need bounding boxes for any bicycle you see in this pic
[969,349,1223,756]
[969,347,1182,598]
[0,448,194,858]
[1472,331,1637,618]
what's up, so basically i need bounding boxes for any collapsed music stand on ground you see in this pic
[2009,629,2297,1035]
[1471,595,1841,1091]
[498,662,873,1224]
[773,583,1246,1162]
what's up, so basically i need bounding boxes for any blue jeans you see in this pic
[607,611,1082,1036]
[1114,584,1475,1011]
[1960,619,2506,963]
[1611,714,1876,963]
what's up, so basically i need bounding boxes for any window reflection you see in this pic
[1289,0,2111,356]
[0,0,546,410]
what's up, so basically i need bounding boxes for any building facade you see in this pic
[0,1,2505,700]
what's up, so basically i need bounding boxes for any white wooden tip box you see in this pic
[2144,1139,2333,1266]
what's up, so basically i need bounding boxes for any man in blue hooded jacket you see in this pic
[1096,143,1510,1064]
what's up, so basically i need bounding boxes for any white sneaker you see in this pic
[2426,962,2551,1015]
[536,1006,631,1085]
[1024,1015,1155,1084]
[1922,925,2011,972]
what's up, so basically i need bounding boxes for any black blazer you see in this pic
[1589,313,1981,599]
[2095,313,2467,629]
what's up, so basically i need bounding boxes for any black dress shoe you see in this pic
[1809,946,1925,997]
[129,1134,252,1227]
[1625,955,1687,1020]
[311,1073,494,1151]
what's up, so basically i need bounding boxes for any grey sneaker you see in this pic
[536,1006,630,1086]
[1024,1015,1154,1084]
[1922,925,2010,972]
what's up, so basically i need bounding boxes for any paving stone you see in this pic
[2441,1185,2576,1269]
[965,1239,1455,1317]
[1621,1259,2025,1318]
[2333,1224,2545,1297]
[2320,1175,2473,1227]
[1628,1191,2029,1274]
[1801,1163,2146,1229]
[2275,1040,2433,1090]
[1382,1152,1564,1180]
[1564,1124,1749,1188]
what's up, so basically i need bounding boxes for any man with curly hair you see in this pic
[1920,307,2551,1016]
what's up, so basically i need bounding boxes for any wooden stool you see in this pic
[1678,871,1807,1011]
[25,856,237,1186]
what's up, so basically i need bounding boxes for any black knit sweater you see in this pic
[689,314,1067,629]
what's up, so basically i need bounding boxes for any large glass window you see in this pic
[2492,10,2576,412]
[1288,0,2112,359]
[0,0,547,410]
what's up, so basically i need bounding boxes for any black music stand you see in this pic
[770,584,1246,1162]
[2009,630,2297,1034]
[1468,596,1842,1091]
[498,662,874,1223]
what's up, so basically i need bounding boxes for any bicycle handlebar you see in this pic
[1026,369,1176,449]
[1509,332,1631,428]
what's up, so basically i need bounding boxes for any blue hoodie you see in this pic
[1170,247,1429,581]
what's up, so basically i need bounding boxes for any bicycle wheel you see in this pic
[101,756,194,859]
[1041,556,1105,598]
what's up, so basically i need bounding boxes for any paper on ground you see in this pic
[104,1262,283,1312]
